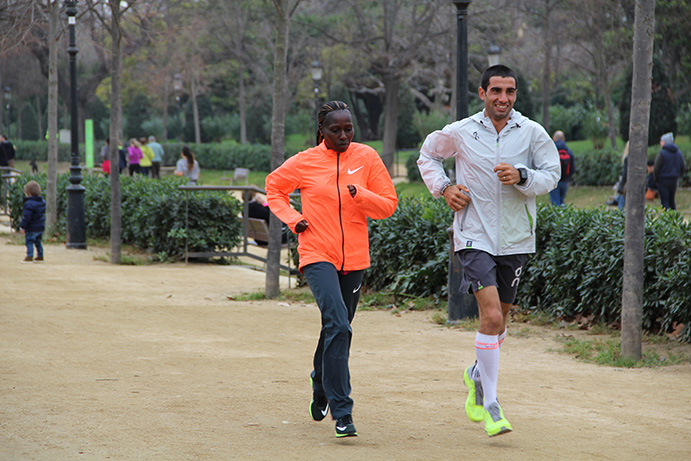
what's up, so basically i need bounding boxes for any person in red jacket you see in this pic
[266,100,398,438]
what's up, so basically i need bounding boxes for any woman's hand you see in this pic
[347,184,357,197]
[295,220,309,233]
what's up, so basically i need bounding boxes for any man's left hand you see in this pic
[494,163,518,185]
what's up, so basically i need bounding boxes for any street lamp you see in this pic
[311,61,323,121]
[173,73,184,141]
[452,1,471,122]
[448,1,477,323]
[65,0,86,249]
[487,44,501,67]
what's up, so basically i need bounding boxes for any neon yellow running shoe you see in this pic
[463,364,484,422]
[484,402,512,437]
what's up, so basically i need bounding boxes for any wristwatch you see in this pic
[517,168,528,186]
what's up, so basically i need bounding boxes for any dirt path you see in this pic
[1,232,690,460]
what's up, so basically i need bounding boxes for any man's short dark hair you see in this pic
[481,65,518,91]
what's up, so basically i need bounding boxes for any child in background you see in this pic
[20,180,46,263]
[645,159,658,201]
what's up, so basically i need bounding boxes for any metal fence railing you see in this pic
[0,167,22,216]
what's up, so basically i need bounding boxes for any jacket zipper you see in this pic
[336,152,346,271]
[495,134,501,254]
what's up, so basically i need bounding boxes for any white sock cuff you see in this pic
[498,327,507,346]
[475,332,499,351]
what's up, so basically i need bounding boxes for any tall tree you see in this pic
[621,0,655,361]
[45,0,60,234]
[563,0,633,148]
[266,0,302,298]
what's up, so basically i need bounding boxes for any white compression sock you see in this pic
[475,332,500,408]
[472,327,506,381]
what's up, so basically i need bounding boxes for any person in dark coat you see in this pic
[549,130,575,206]
[654,132,686,210]
[19,180,46,263]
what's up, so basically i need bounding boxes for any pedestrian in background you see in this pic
[174,146,200,184]
[549,130,574,206]
[19,180,46,263]
[148,136,165,179]
[139,137,155,177]
[654,132,685,210]
[127,138,143,176]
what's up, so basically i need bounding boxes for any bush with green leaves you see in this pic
[365,197,690,342]
[549,104,589,141]
[518,204,691,342]
[569,147,622,186]
[366,195,452,299]
[9,174,242,259]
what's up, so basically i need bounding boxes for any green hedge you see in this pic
[519,204,691,342]
[11,140,272,171]
[364,196,691,342]
[366,196,452,299]
[8,174,242,259]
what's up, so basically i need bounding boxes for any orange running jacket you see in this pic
[266,141,398,272]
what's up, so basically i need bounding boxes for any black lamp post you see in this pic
[173,73,184,141]
[452,1,471,121]
[65,0,86,249]
[311,61,323,122]
[448,0,477,323]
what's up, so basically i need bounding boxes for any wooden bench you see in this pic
[221,168,250,185]
[246,217,292,249]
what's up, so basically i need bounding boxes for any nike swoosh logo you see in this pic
[347,166,364,174]
[336,425,348,431]
[353,284,361,294]
[321,404,329,417]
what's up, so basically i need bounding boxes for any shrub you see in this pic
[9,174,242,259]
[518,204,691,342]
[366,197,691,342]
[570,147,622,186]
[366,195,452,299]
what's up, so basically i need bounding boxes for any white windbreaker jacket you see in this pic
[417,109,560,256]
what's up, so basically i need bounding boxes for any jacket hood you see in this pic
[662,142,679,154]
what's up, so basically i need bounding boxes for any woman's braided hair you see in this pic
[316,100,350,146]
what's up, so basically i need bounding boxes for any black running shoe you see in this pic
[334,415,357,438]
[309,377,329,421]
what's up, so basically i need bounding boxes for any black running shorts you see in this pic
[456,249,527,304]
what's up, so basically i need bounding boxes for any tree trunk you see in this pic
[36,95,43,140]
[381,73,400,175]
[265,0,291,299]
[605,89,617,149]
[239,69,247,144]
[162,79,169,141]
[621,0,655,361]
[45,0,60,234]
[109,0,124,265]
[192,73,201,145]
